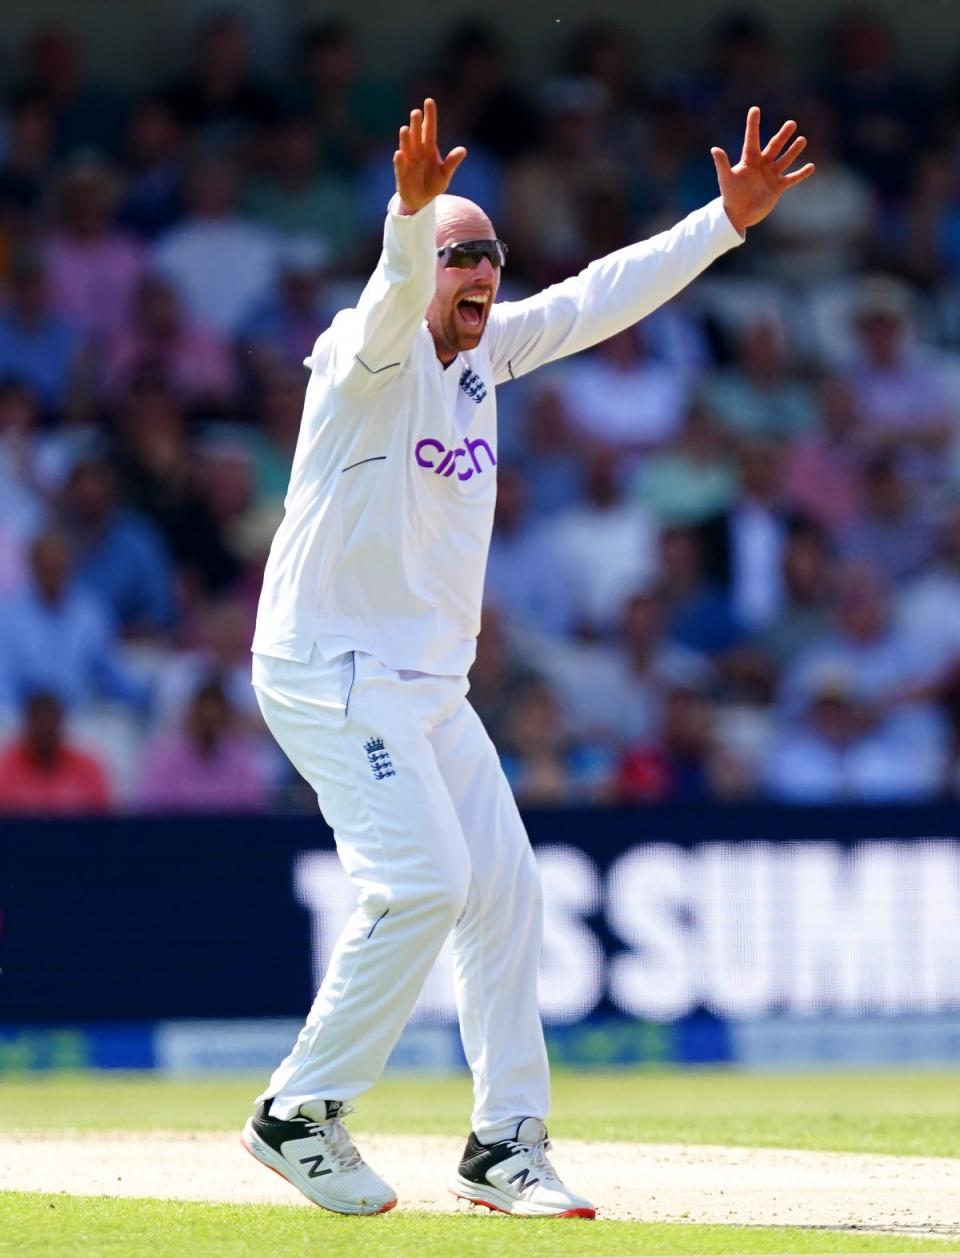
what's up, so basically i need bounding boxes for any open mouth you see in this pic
[457,295,488,331]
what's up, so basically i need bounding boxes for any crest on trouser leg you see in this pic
[363,737,396,780]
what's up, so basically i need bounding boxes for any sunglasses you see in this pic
[436,238,508,270]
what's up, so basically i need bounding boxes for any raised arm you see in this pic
[329,100,466,394]
[486,106,814,385]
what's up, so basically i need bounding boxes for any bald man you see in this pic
[244,99,814,1217]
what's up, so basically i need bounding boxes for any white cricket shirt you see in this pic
[252,194,742,677]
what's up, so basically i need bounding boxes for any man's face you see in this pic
[837,569,887,642]
[31,532,69,601]
[25,693,63,759]
[427,199,501,363]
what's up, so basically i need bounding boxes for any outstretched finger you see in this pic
[763,119,797,161]
[409,108,423,155]
[398,125,412,161]
[742,106,762,160]
[440,145,468,180]
[774,135,807,173]
[423,97,437,153]
[711,146,733,181]
[782,162,816,187]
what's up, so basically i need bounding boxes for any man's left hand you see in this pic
[712,106,815,236]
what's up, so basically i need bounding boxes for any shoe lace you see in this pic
[510,1133,559,1181]
[302,1103,363,1171]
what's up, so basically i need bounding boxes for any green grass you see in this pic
[2,1069,960,1158]
[1,1194,957,1258]
[3,1070,960,1255]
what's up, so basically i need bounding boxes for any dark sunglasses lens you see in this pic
[445,241,505,269]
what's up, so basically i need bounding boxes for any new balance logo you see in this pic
[299,1154,333,1178]
[506,1168,540,1194]
[364,737,396,780]
[458,367,487,404]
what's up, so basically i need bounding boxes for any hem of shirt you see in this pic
[250,640,312,663]
[254,632,476,680]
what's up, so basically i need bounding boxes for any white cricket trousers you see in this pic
[251,645,549,1138]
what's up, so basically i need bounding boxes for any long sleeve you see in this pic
[326,196,437,396]
[485,198,743,386]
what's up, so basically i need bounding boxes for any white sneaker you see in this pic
[241,1099,397,1215]
[451,1117,596,1218]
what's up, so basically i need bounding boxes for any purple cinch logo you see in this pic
[415,437,497,482]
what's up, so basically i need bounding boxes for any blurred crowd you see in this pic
[4,9,960,813]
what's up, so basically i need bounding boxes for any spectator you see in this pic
[249,367,305,514]
[432,22,539,165]
[285,20,401,174]
[0,529,144,715]
[0,90,56,222]
[505,77,624,282]
[616,678,717,802]
[0,690,110,814]
[60,457,176,636]
[467,606,534,749]
[0,249,82,411]
[99,274,236,406]
[695,14,792,160]
[153,597,259,730]
[110,380,240,597]
[635,402,738,525]
[759,95,874,285]
[499,677,612,805]
[560,326,690,449]
[116,97,186,240]
[195,432,260,568]
[843,453,937,584]
[899,501,960,671]
[138,678,269,811]
[759,517,834,667]
[163,11,276,145]
[512,384,583,517]
[702,314,816,440]
[782,374,864,534]
[542,586,711,746]
[630,90,718,223]
[0,382,46,554]
[896,148,960,287]
[152,154,279,335]
[43,157,145,346]
[700,438,789,631]
[781,563,945,753]
[18,24,127,158]
[239,236,336,372]
[0,518,28,600]
[564,21,649,159]
[764,666,945,802]
[819,12,932,200]
[844,277,952,474]
[244,112,359,257]
[552,444,658,635]
[658,523,742,656]
[484,466,576,637]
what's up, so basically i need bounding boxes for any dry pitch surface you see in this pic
[2,1130,958,1237]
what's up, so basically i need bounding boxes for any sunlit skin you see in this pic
[393,98,815,367]
[428,194,500,364]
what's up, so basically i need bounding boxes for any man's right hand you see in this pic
[394,98,466,216]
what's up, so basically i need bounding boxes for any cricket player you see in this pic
[242,98,813,1217]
